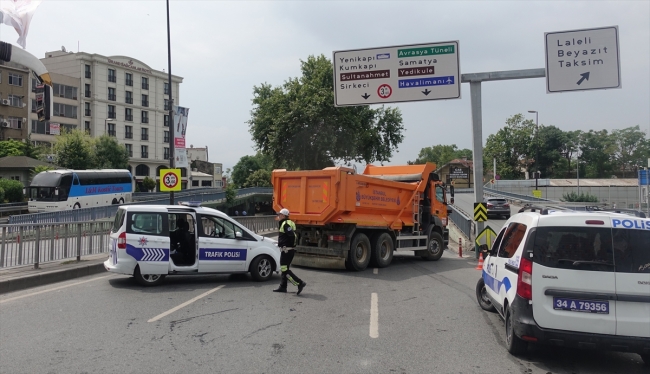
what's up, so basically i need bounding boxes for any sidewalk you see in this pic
[0,232,279,295]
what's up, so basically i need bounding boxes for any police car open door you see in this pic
[125,208,170,275]
[197,214,248,272]
[611,218,650,338]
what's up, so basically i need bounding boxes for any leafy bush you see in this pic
[142,177,156,192]
[0,187,5,203]
[561,191,599,202]
[0,179,25,202]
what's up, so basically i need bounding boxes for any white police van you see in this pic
[475,206,650,364]
[104,203,280,286]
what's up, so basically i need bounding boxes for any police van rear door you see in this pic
[126,208,170,275]
[611,217,650,338]
[531,216,617,335]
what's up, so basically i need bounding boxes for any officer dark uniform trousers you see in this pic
[274,209,306,295]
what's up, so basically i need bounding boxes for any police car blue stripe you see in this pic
[483,269,512,294]
[199,248,247,261]
[126,244,169,262]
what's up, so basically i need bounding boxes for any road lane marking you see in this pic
[370,292,378,338]
[148,285,225,323]
[0,275,110,304]
[373,268,378,275]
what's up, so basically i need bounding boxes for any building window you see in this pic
[108,68,116,83]
[108,105,116,119]
[8,94,23,107]
[141,111,148,123]
[31,99,37,112]
[141,94,148,107]
[192,180,199,187]
[7,117,23,129]
[125,72,133,86]
[85,121,90,134]
[141,77,149,90]
[140,146,148,159]
[141,127,148,141]
[85,64,91,78]
[125,108,133,122]
[164,114,169,127]
[53,83,78,100]
[84,102,91,116]
[125,144,133,157]
[31,120,75,134]
[164,82,169,95]
[125,91,133,104]
[164,147,170,160]
[85,84,91,98]
[53,103,78,118]
[164,130,169,143]
[8,72,23,86]
[125,125,133,139]
[164,99,170,111]
[108,87,116,101]
[135,164,149,176]
[107,122,116,137]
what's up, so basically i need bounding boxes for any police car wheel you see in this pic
[134,266,166,286]
[505,306,528,355]
[250,256,273,282]
[640,353,650,366]
[476,278,496,312]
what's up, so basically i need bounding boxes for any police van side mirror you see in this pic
[235,231,242,239]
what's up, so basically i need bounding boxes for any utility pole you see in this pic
[166,0,175,205]
[528,110,539,191]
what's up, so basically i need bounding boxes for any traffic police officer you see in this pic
[273,208,307,295]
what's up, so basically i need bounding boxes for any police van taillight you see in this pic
[516,257,533,300]
[117,232,126,249]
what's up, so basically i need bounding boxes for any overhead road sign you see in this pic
[333,41,461,106]
[545,26,621,93]
[474,202,487,222]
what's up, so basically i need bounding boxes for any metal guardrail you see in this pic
[448,205,473,239]
[0,215,277,269]
[483,187,552,203]
[9,187,273,225]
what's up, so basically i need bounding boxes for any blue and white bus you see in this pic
[26,169,133,213]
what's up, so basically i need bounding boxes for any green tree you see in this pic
[484,114,536,179]
[411,144,472,166]
[248,54,404,170]
[578,129,616,178]
[94,135,130,169]
[0,179,24,202]
[231,153,272,188]
[54,129,94,169]
[0,139,25,158]
[561,191,599,202]
[142,177,156,192]
[23,135,42,159]
[225,183,236,204]
[610,125,650,178]
[31,164,56,179]
[243,169,272,187]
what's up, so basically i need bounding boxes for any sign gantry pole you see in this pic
[166,0,175,205]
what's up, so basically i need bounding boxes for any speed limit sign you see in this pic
[159,169,181,191]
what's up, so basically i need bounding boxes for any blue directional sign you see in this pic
[639,170,649,185]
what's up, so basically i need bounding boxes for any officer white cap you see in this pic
[277,208,290,216]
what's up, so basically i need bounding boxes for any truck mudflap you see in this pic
[443,228,449,246]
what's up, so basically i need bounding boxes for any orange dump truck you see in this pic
[271,163,454,270]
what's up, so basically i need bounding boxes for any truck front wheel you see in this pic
[347,233,371,271]
[371,233,394,268]
[422,231,444,261]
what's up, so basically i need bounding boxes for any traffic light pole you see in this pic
[166,0,175,205]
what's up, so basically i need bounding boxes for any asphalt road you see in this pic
[1,251,646,374]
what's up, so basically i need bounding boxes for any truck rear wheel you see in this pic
[370,233,393,268]
[422,231,444,261]
[347,233,371,271]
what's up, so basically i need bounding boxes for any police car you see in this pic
[475,206,650,364]
[104,203,281,286]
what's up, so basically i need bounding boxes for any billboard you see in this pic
[173,106,189,168]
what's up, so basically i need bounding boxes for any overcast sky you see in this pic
[4,0,649,171]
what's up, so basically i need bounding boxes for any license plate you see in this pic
[553,297,609,314]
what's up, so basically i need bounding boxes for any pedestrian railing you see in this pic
[448,205,473,239]
[0,215,277,269]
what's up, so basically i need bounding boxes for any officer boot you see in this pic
[273,278,288,293]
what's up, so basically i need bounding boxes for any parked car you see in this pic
[104,202,280,286]
[475,207,650,364]
[485,198,511,219]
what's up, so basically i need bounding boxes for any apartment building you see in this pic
[0,61,30,141]
[40,49,186,189]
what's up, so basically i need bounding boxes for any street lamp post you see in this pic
[104,117,115,136]
[577,160,580,196]
[528,110,539,190]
